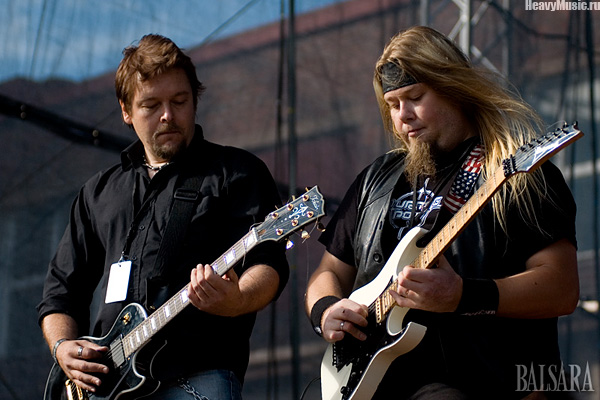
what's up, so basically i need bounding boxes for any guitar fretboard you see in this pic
[373,125,583,323]
[121,228,260,357]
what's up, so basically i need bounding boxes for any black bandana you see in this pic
[380,62,418,93]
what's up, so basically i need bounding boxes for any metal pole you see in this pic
[584,6,600,374]
[419,0,429,26]
[286,0,300,399]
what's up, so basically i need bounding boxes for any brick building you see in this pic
[0,0,598,398]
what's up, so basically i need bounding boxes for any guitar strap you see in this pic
[146,174,205,311]
[442,143,484,214]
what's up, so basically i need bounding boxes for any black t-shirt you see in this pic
[322,137,481,266]
[319,139,577,399]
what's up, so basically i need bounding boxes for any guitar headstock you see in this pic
[504,122,583,176]
[255,186,326,244]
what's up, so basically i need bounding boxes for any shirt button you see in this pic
[139,225,145,230]
[373,253,382,263]
[131,255,138,261]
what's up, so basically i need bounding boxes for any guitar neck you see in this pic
[378,166,508,320]
[414,166,507,270]
[121,228,260,357]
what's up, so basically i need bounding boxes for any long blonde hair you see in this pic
[373,26,547,233]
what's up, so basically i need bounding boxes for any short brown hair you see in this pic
[115,34,205,113]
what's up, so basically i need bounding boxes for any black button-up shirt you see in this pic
[38,125,289,382]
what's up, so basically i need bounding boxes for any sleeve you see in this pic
[224,149,290,299]
[36,183,105,331]
[503,161,577,261]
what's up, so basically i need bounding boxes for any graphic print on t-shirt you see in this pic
[389,178,443,240]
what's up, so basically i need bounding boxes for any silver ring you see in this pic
[77,346,83,358]
[340,321,345,331]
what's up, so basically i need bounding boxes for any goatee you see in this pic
[152,123,186,160]
[404,140,437,185]
[152,140,186,161]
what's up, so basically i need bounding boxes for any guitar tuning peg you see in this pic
[286,239,295,250]
[301,230,310,240]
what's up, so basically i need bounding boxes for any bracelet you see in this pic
[455,278,499,316]
[310,296,341,336]
[52,338,68,363]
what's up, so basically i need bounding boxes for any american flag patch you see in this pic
[443,144,484,214]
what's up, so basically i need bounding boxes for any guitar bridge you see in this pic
[65,379,88,400]
[332,334,366,371]
[331,342,340,368]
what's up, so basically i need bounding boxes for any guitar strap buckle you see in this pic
[174,188,200,202]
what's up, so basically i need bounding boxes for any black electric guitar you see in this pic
[320,124,583,400]
[44,186,325,400]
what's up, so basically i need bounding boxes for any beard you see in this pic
[404,139,437,185]
[151,123,188,160]
[152,139,186,160]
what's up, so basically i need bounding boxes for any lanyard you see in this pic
[119,171,163,261]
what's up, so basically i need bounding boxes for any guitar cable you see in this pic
[299,376,320,400]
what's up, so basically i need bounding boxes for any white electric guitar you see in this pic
[320,124,583,400]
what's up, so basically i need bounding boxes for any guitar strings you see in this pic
[365,132,559,321]
[94,200,326,367]
[101,236,247,365]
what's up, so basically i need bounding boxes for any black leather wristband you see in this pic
[455,278,499,316]
[310,296,341,336]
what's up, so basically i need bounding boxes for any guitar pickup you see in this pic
[65,379,87,400]
[110,336,126,368]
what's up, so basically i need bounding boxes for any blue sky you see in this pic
[0,0,345,83]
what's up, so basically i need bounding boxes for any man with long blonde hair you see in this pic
[306,26,578,399]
